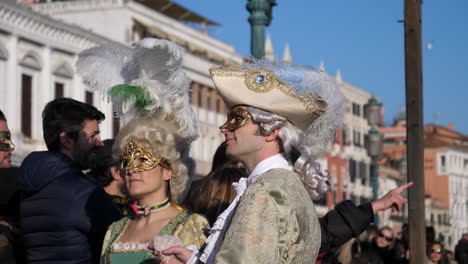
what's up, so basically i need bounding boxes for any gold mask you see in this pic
[219,106,253,131]
[0,131,15,152]
[119,139,170,177]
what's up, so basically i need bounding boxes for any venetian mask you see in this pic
[119,139,170,177]
[219,106,253,131]
[0,131,15,152]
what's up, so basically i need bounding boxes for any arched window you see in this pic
[53,62,74,98]
[19,51,42,138]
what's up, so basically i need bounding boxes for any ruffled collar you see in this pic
[247,154,293,186]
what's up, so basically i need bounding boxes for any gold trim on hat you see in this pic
[210,67,327,117]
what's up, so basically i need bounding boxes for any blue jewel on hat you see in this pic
[256,75,265,84]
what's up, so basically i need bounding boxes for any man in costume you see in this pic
[160,61,343,264]
[0,110,14,168]
[18,98,121,264]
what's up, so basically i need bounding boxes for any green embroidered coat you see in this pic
[215,169,321,263]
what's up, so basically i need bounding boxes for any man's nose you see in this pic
[95,135,104,147]
[220,127,232,135]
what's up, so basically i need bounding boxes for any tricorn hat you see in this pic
[210,62,337,131]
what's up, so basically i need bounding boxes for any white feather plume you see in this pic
[75,38,198,141]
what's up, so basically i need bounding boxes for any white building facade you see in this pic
[0,1,117,166]
[3,0,244,176]
[336,74,374,206]
[438,148,468,245]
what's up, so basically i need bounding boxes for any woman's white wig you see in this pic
[245,59,346,199]
[114,118,195,204]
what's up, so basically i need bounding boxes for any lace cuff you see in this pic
[186,244,199,264]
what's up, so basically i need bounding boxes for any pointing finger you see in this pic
[395,182,414,193]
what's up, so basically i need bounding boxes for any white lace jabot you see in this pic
[189,154,293,264]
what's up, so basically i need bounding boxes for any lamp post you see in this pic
[365,96,383,226]
[246,0,276,59]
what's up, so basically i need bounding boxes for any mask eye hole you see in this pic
[120,160,128,169]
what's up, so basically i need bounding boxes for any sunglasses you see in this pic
[378,232,393,242]
[431,249,442,254]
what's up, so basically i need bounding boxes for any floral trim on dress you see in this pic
[102,210,194,264]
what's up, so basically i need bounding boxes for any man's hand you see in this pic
[371,182,413,214]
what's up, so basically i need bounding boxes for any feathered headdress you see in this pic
[76,38,197,141]
[76,38,198,204]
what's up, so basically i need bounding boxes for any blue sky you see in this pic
[174,0,468,133]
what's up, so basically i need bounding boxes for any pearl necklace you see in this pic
[135,198,170,216]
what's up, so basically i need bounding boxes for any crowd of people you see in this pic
[0,38,467,264]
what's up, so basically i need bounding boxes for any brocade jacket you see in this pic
[215,168,321,263]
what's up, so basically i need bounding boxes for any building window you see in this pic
[342,127,348,145]
[198,87,203,108]
[21,74,32,138]
[359,161,367,185]
[55,82,64,98]
[440,155,447,173]
[352,103,361,117]
[349,159,356,182]
[85,91,94,105]
[438,214,441,225]
[206,93,212,111]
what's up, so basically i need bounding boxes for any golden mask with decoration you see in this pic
[0,131,15,152]
[219,106,253,131]
[119,139,171,177]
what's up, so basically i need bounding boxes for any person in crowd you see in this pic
[0,110,14,168]
[445,250,456,264]
[0,110,16,264]
[184,167,247,226]
[17,98,121,264]
[319,182,412,255]
[195,139,413,261]
[209,142,244,171]
[350,226,399,264]
[87,139,134,216]
[427,241,446,264]
[160,59,414,263]
[456,233,468,264]
[75,38,210,263]
[163,60,346,263]
[184,141,247,226]
[100,118,209,263]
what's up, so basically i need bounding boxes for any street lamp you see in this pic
[246,0,276,59]
[365,96,383,226]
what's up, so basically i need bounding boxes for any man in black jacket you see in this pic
[456,233,468,264]
[18,98,121,264]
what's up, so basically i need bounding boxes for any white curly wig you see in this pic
[244,60,346,199]
[113,117,195,204]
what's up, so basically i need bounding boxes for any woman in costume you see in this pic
[76,38,208,263]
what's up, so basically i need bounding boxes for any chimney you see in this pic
[448,122,454,130]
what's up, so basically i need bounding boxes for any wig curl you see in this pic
[114,117,195,204]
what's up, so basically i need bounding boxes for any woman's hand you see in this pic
[162,246,193,264]
[148,244,192,264]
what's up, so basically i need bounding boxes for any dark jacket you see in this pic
[456,238,468,264]
[18,151,121,264]
[319,200,374,253]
